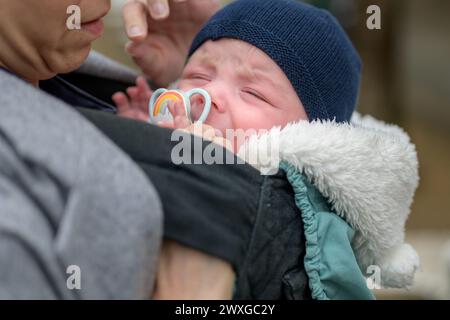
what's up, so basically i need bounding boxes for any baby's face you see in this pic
[178,39,308,135]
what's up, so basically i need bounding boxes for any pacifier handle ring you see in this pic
[185,88,212,123]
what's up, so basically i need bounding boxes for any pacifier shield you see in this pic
[150,90,188,123]
[149,88,211,124]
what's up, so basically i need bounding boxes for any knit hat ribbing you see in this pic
[188,0,362,123]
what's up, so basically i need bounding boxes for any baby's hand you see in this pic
[112,76,153,122]
[113,82,233,152]
[162,101,233,153]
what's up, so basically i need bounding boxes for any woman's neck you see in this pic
[0,57,39,87]
[0,30,42,87]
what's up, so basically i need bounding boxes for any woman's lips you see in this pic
[81,18,105,37]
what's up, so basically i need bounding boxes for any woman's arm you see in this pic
[0,74,163,298]
[153,240,235,299]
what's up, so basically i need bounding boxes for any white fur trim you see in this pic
[237,113,420,288]
[378,243,420,288]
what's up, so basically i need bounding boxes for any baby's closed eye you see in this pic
[240,87,275,108]
[242,88,268,103]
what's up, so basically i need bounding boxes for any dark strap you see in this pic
[76,108,263,274]
[40,76,117,113]
[77,108,310,300]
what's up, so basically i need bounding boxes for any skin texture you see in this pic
[0,0,233,300]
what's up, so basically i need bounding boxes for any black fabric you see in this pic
[76,108,261,270]
[77,108,310,300]
[233,172,310,299]
[40,71,310,299]
[40,75,117,113]
[57,73,139,106]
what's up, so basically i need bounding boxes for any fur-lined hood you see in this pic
[237,113,420,288]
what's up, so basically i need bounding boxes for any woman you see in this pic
[0,0,419,300]
[0,0,246,299]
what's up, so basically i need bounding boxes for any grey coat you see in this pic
[0,59,163,299]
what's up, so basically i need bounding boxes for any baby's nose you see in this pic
[200,82,228,113]
[190,89,226,114]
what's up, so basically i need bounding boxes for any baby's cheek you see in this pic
[235,110,282,132]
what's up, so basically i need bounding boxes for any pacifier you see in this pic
[149,88,211,124]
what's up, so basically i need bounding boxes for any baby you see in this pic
[112,0,360,152]
[113,0,420,298]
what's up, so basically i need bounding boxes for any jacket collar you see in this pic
[237,113,420,288]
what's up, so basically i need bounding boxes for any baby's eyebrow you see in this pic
[237,64,280,90]
[197,54,218,69]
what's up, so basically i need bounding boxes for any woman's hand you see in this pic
[122,0,221,87]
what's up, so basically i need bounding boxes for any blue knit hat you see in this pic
[188,0,362,122]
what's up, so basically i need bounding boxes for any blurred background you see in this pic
[93,0,450,299]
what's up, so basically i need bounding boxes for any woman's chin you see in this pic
[59,46,92,74]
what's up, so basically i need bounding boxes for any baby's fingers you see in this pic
[174,115,192,129]
[127,86,139,105]
[137,76,153,95]
[136,76,153,104]
[168,100,187,118]
[166,101,191,129]
[112,92,131,113]
[157,120,175,129]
